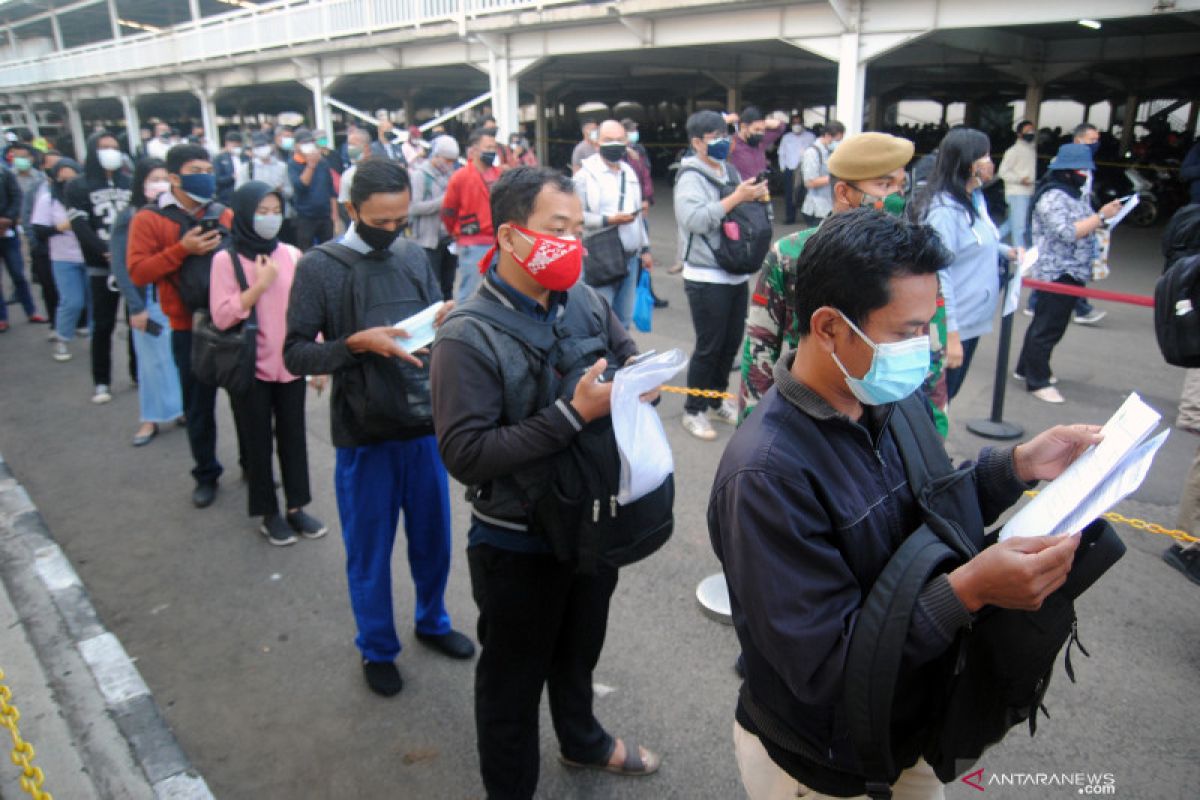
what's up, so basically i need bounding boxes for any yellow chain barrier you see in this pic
[0,669,53,800]
[660,385,735,401]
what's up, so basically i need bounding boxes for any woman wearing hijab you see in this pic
[111,157,184,446]
[29,158,88,362]
[1014,144,1123,404]
[912,127,1020,401]
[210,180,326,546]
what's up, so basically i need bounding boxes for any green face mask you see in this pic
[856,186,907,217]
[318,138,330,149]
[12,156,32,172]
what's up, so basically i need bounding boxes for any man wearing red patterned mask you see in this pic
[431,166,662,799]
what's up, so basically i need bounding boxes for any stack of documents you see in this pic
[1001,393,1169,540]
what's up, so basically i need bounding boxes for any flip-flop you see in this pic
[560,737,661,777]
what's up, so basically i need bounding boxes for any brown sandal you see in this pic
[560,737,661,776]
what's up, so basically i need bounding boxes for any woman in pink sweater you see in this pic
[210,180,326,546]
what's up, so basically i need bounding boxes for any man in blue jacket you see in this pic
[288,127,337,250]
[709,209,1100,799]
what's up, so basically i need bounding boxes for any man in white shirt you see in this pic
[800,121,845,225]
[997,119,1036,248]
[777,114,815,225]
[573,119,648,328]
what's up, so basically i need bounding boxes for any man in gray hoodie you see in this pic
[673,109,769,441]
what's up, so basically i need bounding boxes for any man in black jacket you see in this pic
[431,166,661,800]
[0,156,45,332]
[709,210,1100,799]
[65,130,131,403]
[283,159,474,699]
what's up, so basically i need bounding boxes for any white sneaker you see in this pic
[92,384,112,404]
[75,326,90,338]
[52,341,71,361]
[1012,370,1057,385]
[1022,307,1035,317]
[710,399,739,425]
[1031,386,1065,404]
[681,412,718,441]
[1072,309,1107,325]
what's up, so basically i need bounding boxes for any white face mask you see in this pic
[97,148,123,172]
[229,146,242,157]
[298,143,317,156]
[792,125,803,134]
[144,179,171,202]
[254,145,272,160]
[253,213,283,240]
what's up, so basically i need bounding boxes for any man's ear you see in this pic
[496,223,517,257]
[809,307,843,353]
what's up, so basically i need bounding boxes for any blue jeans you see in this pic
[455,243,493,304]
[1006,194,1030,248]
[593,254,639,329]
[130,293,183,423]
[51,260,90,341]
[334,435,454,662]
[0,235,36,321]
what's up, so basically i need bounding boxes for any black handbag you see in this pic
[582,170,631,288]
[191,245,257,396]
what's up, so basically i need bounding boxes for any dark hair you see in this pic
[468,127,495,148]
[165,144,210,175]
[490,166,574,229]
[740,106,763,125]
[824,120,846,137]
[793,209,951,335]
[1073,123,1098,138]
[224,131,243,143]
[349,158,410,206]
[6,142,32,156]
[686,110,726,142]
[129,157,166,208]
[1015,119,1034,133]
[910,127,990,223]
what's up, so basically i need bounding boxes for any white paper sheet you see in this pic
[1001,393,1165,540]
[1002,246,1039,317]
[1106,194,1140,230]
[392,301,445,352]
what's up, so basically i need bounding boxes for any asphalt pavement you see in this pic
[0,191,1197,800]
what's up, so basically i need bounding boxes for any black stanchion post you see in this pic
[967,260,1025,440]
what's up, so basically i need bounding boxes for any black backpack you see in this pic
[842,396,1125,798]
[452,286,674,573]
[1155,205,1200,367]
[151,202,230,312]
[317,242,436,443]
[677,166,773,275]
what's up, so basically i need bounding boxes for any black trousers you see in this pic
[1016,275,1083,391]
[468,545,617,800]
[683,279,749,414]
[89,273,136,388]
[30,244,58,327]
[944,336,980,401]
[424,240,458,301]
[171,329,224,485]
[230,377,311,517]
[292,216,334,252]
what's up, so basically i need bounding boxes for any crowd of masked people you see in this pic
[2,103,1197,800]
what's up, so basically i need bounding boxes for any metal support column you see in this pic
[534,90,547,166]
[64,98,86,161]
[1024,83,1043,127]
[1119,94,1138,153]
[866,94,880,131]
[120,94,140,156]
[835,31,865,135]
[50,11,64,51]
[106,0,121,39]
[21,100,40,137]
[1187,99,1200,139]
[193,86,218,153]
[726,87,740,115]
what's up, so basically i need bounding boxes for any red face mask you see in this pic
[479,224,583,291]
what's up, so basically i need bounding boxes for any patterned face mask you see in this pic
[480,224,583,291]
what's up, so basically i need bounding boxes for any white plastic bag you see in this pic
[611,348,689,504]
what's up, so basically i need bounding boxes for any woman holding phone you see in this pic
[110,157,184,446]
[209,180,326,546]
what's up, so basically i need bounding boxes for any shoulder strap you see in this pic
[314,241,363,269]
[225,244,258,328]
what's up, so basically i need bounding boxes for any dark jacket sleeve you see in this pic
[711,469,969,710]
[431,336,585,487]
[283,255,359,376]
[108,207,145,314]
[1181,143,1200,183]
[64,177,108,262]
[0,170,21,221]
[973,446,1036,525]
[215,154,236,193]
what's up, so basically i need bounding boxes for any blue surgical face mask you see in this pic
[178,172,216,203]
[705,137,730,161]
[628,131,640,145]
[830,311,930,405]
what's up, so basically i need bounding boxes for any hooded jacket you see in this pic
[64,131,131,271]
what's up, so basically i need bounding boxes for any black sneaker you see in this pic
[286,509,328,539]
[415,629,476,660]
[1163,544,1200,586]
[260,514,298,547]
[362,660,403,696]
[192,481,218,508]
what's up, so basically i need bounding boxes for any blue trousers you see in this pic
[334,435,453,662]
[593,253,640,330]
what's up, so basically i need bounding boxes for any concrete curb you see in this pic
[0,453,214,800]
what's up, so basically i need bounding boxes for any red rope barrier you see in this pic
[1020,277,1154,308]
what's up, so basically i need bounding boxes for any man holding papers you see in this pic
[284,159,474,699]
[709,210,1104,800]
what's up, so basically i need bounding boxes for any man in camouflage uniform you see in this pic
[740,132,917,420]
